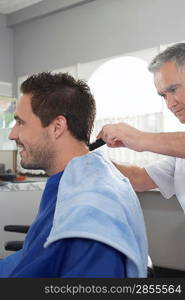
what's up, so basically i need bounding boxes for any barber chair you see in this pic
[3,224,155,277]
[4,225,29,251]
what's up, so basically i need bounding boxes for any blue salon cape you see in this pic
[0,170,126,277]
[0,150,148,277]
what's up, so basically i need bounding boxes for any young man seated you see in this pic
[0,72,148,277]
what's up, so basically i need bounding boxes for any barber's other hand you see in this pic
[97,122,144,151]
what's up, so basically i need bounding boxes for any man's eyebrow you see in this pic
[158,84,180,96]
[165,84,180,92]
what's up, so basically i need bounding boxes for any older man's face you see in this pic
[154,60,185,123]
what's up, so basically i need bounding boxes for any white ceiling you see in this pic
[0,0,45,14]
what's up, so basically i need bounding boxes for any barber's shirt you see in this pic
[145,156,185,212]
[0,171,126,278]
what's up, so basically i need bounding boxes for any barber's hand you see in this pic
[97,122,144,151]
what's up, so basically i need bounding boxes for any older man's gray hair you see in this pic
[148,43,185,73]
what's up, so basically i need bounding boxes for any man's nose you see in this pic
[9,126,18,141]
[166,94,178,110]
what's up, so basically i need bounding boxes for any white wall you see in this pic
[0,14,13,83]
[138,191,185,270]
[12,0,185,79]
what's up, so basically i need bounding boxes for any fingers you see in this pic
[96,124,124,148]
[96,125,112,143]
[96,122,143,151]
[107,138,125,148]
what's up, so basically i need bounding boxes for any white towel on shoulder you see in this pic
[44,151,148,277]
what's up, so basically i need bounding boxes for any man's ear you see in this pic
[52,115,67,139]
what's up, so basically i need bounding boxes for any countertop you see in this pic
[0,177,46,191]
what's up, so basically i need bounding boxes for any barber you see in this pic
[97,43,185,212]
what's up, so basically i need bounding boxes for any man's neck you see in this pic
[47,139,89,176]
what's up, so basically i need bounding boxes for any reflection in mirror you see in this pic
[0,96,16,150]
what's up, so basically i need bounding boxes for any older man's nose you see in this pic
[166,94,178,110]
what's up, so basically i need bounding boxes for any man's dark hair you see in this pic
[21,72,96,145]
[148,43,185,73]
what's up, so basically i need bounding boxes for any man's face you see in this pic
[9,94,55,172]
[154,61,185,123]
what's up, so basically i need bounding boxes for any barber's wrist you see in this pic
[140,132,155,152]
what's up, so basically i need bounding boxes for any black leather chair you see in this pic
[3,224,155,277]
[4,225,30,251]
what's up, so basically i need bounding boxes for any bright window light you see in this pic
[88,56,162,120]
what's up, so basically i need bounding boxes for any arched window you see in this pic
[88,56,165,165]
[89,56,162,119]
